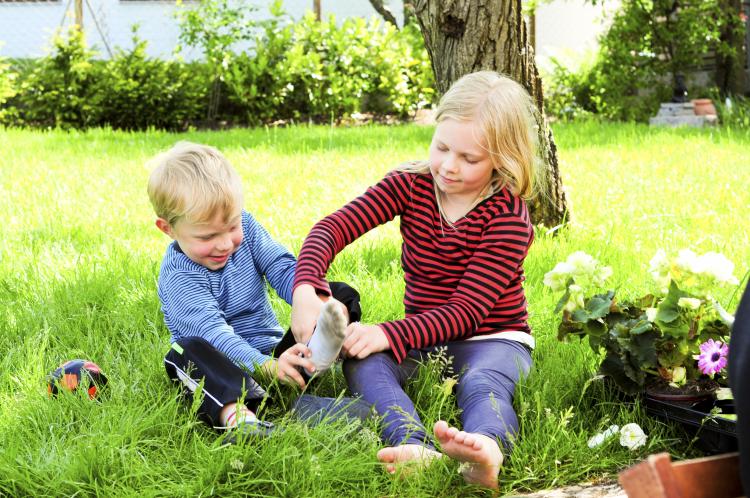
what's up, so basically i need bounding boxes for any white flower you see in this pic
[670,366,686,385]
[619,423,647,450]
[543,262,574,292]
[700,252,739,285]
[563,284,586,312]
[645,307,658,322]
[567,251,598,277]
[649,249,670,282]
[674,249,700,274]
[677,297,702,310]
[587,424,619,448]
[594,265,613,286]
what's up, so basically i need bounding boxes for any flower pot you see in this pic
[692,99,717,116]
[644,395,737,454]
[645,386,715,405]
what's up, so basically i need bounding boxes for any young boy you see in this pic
[147,141,360,436]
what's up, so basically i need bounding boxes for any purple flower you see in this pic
[697,339,729,376]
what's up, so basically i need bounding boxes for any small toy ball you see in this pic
[47,359,108,399]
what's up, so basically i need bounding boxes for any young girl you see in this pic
[291,71,539,489]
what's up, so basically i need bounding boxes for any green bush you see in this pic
[713,93,750,128]
[16,28,99,129]
[0,51,18,124]
[544,0,745,122]
[223,11,434,125]
[5,8,435,129]
[93,28,209,131]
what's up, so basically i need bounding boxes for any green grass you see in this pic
[0,122,748,497]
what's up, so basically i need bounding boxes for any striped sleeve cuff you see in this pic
[380,321,409,363]
[292,275,331,297]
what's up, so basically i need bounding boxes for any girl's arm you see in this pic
[379,210,532,363]
[291,171,411,341]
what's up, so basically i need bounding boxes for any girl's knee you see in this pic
[456,368,517,402]
[343,353,399,392]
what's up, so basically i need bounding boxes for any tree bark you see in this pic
[413,0,568,228]
[313,0,321,21]
[715,0,746,95]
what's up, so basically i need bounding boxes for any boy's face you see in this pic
[156,211,243,271]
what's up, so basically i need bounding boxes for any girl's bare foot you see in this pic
[434,420,503,489]
[376,444,442,474]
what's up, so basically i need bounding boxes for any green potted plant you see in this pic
[544,250,738,397]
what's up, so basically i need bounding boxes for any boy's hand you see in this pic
[341,323,390,359]
[261,343,315,388]
[291,284,323,343]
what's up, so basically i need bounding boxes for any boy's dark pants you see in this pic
[163,282,361,427]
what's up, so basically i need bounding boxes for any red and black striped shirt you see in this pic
[293,170,534,363]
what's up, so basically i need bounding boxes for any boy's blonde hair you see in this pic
[147,142,244,226]
[402,71,540,210]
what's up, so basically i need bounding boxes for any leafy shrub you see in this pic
[0,51,18,124]
[16,28,99,129]
[93,28,209,131]
[541,55,597,122]
[175,0,258,120]
[544,0,745,122]
[223,8,434,125]
[713,93,750,128]
[6,5,435,129]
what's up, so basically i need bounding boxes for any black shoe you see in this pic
[222,419,277,445]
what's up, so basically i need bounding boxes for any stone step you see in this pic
[649,115,717,128]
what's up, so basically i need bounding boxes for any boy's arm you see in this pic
[244,211,297,304]
[160,271,271,371]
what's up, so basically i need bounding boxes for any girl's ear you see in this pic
[155,218,175,238]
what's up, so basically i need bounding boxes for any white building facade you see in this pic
[0,0,613,67]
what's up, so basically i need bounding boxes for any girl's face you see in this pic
[428,118,494,203]
[157,211,243,271]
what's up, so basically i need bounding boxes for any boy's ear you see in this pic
[155,218,175,238]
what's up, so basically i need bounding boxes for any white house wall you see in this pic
[1,0,608,66]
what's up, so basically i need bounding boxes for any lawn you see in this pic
[0,122,748,497]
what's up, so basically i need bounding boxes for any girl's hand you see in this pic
[341,323,390,359]
[291,284,323,343]
[261,343,315,388]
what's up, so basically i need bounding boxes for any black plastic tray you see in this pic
[645,396,738,454]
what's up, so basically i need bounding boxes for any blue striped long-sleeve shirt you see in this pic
[158,210,296,371]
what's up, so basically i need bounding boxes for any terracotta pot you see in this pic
[645,386,714,405]
[692,98,717,116]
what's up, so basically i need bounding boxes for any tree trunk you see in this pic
[414,0,568,228]
[313,0,322,21]
[715,0,746,95]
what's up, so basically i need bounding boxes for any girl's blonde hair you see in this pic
[401,71,540,211]
[147,141,244,226]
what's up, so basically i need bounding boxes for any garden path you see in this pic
[512,481,625,497]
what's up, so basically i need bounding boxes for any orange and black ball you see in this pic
[47,359,107,399]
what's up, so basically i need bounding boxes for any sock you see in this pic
[222,405,257,429]
[307,300,347,373]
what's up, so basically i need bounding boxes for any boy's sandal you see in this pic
[222,419,278,445]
